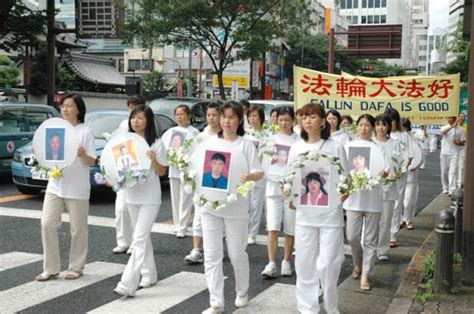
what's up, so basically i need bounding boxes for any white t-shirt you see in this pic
[330,128,352,147]
[200,136,263,219]
[391,130,414,163]
[373,137,400,201]
[440,124,465,156]
[119,119,128,131]
[265,132,300,197]
[126,139,167,205]
[244,128,269,188]
[46,123,96,200]
[288,138,349,228]
[162,125,200,178]
[343,140,388,213]
[414,129,428,150]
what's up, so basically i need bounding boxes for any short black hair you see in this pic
[375,114,392,137]
[356,114,376,128]
[62,93,86,123]
[174,104,191,116]
[127,95,146,107]
[276,106,295,120]
[206,102,221,114]
[211,152,226,164]
[384,108,401,131]
[400,118,412,132]
[341,115,353,125]
[218,101,245,137]
[248,105,265,126]
[240,99,250,108]
[129,105,158,146]
[327,110,342,130]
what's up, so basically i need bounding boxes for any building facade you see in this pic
[409,0,430,74]
[447,0,465,64]
[427,28,448,75]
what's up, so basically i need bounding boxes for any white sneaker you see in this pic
[442,189,449,194]
[281,260,292,276]
[378,255,389,261]
[176,230,186,238]
[202,305,224,314]
[261,263,277,278]
[126,247,133,255]
[113,285,135,297]
[112,246,128,254]
[185,249,203,264]
[235,294,248,307]
[139,277,157,288]
[247,236,256,245]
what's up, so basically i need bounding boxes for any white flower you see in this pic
[182,154,190,163]
[285,174,295,182]
[183,184,193,194]
[216,204,226,211]
[308,151,318,159]
[283,183,292,193]
[297,155,306,163]
[193,194,201,203]
[188,170,196,178]
[226,194,238,203]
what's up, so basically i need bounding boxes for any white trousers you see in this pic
[457,147,466,189]
[170,177,194,233]
[346,211,380,275]
[403,170,419,223]
[192,203,203,237]
[248,186,266,238]
[41,192,89,274]
[115,190,133,248]
[429,135,438,153]
[391,174,407,241]
[377,200,395,256]
[295,225,344,314]
[266,195,296,235]
[117,203,159,292]
[440,154,458,193]
[201,212,249,308]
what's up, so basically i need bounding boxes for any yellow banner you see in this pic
[294,66,460,125]
[212,75,249,88]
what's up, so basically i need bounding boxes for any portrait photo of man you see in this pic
[202,151,231,191]
[45,128,65,161]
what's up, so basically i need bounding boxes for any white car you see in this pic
[248,100,294,121]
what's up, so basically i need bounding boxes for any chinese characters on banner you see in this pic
[294,66,460,125]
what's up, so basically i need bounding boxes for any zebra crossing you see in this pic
[0,251,299,313]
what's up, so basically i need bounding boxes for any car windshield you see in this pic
[85,112,127,139]
[148,99,194,118]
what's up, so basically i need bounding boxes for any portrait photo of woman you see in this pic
[348,146,371,175]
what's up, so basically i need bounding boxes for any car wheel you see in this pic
[16,185,42,195]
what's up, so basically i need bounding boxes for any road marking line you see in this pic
[90,271,207,313]
[0,252,43,272]
[1,261,125,313]
[0,194,37,203]
[233,283,297,314]
[0,206,352,254]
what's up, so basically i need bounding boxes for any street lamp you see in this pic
[156,58,183,97]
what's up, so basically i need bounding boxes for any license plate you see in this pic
[32,172,49,181]
[3,159,12,167]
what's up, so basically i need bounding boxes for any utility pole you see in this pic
[188,46,192,97]
[462,0,474,286]
[328,28,335,73]
[46,0,55,106]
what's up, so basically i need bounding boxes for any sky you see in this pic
[429,0,449,33]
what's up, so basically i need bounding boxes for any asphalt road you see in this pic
[0,152,442,313]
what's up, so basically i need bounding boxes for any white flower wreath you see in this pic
[27,154,64,180]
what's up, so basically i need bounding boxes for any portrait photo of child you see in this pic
[348,146,371,175]
[201,150,231,191]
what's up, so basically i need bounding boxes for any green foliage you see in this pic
[441,55,469,82]
[28,42,48,96]
[123,0,314,99]
[57,66,77,92]
[416,251,435,303]
[441,19,470,82]
[0,55,13,66]
[141,71,168,99]
[0,65,20,86]
[0,1,47,54]
[453,253,463,265]
[353,59,406,77]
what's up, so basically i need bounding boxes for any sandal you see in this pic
[351,267,361,279]
[65,270,83,280]
[35,271,59,282]
[406,222,414,230]
[390,241,397,248]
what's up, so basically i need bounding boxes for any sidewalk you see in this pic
[335,192,472,314]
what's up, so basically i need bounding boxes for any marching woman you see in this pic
[401,118,422,230]
[200,101,263,313]
[327,109,352,146]
[162,105,200,238]
[373,114,400,261]
[185,102,222,264]
[384,108,413,247]
[344,114,389,291]
[114,105,168,296]
[246,105,267,245]
[36,94,96,281]
[261,106,299,278]
[288,103,349,313]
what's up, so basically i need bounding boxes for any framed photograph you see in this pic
[169,130,186,151]
[201,150,232,192]
[112,138,141,176]
[348,146,371,175]
[299,168,330,208]
[45,127,66,161]
[268,143,291,176]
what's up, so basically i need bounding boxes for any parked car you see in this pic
[149,97,221,130]
[0,102,60,175]
[11,110,176,195]
[248,100,294,121]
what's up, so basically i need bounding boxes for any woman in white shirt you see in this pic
[200,101,263,313]
[344,114,389,291]
[414,125,428,169]
[327,109,352,146]
[113,105,168,297]
[288,103,348,314]
[261,106,299,278]
[36,94,96,281]
[162,105,200,238]
[373,115,400,261]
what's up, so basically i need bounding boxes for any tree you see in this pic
[124,0,313,100]
[441,20,469,82]
[0,56,20,86]
[141,71,168,99]
[0,1,47,54]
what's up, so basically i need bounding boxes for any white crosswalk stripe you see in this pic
[0,251,43,272]
[90,271,207,313]
[233,283,297,314]
[1,261,125,313]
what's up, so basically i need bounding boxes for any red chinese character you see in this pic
[300,74,332,95]
[427,79,454,99]
[369,79,397,97]
[336,77,367,97]
[397,79,425,98]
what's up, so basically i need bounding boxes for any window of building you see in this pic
[347,0,352,9]
[368,0,374,8]
[374,15,380,23]
[362,0,367,8]
[118,59,124,72]
[381,15,386,23]
[381,0,386,7]
[353,16,359,24]
[361,16,367,24]
[420,35,428,40]
[354,0,358,8]
[375,0,380,8]
[341,0,346,8]
[368,15,373,24]
[419,45,427,51]
[419,56,427,61]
